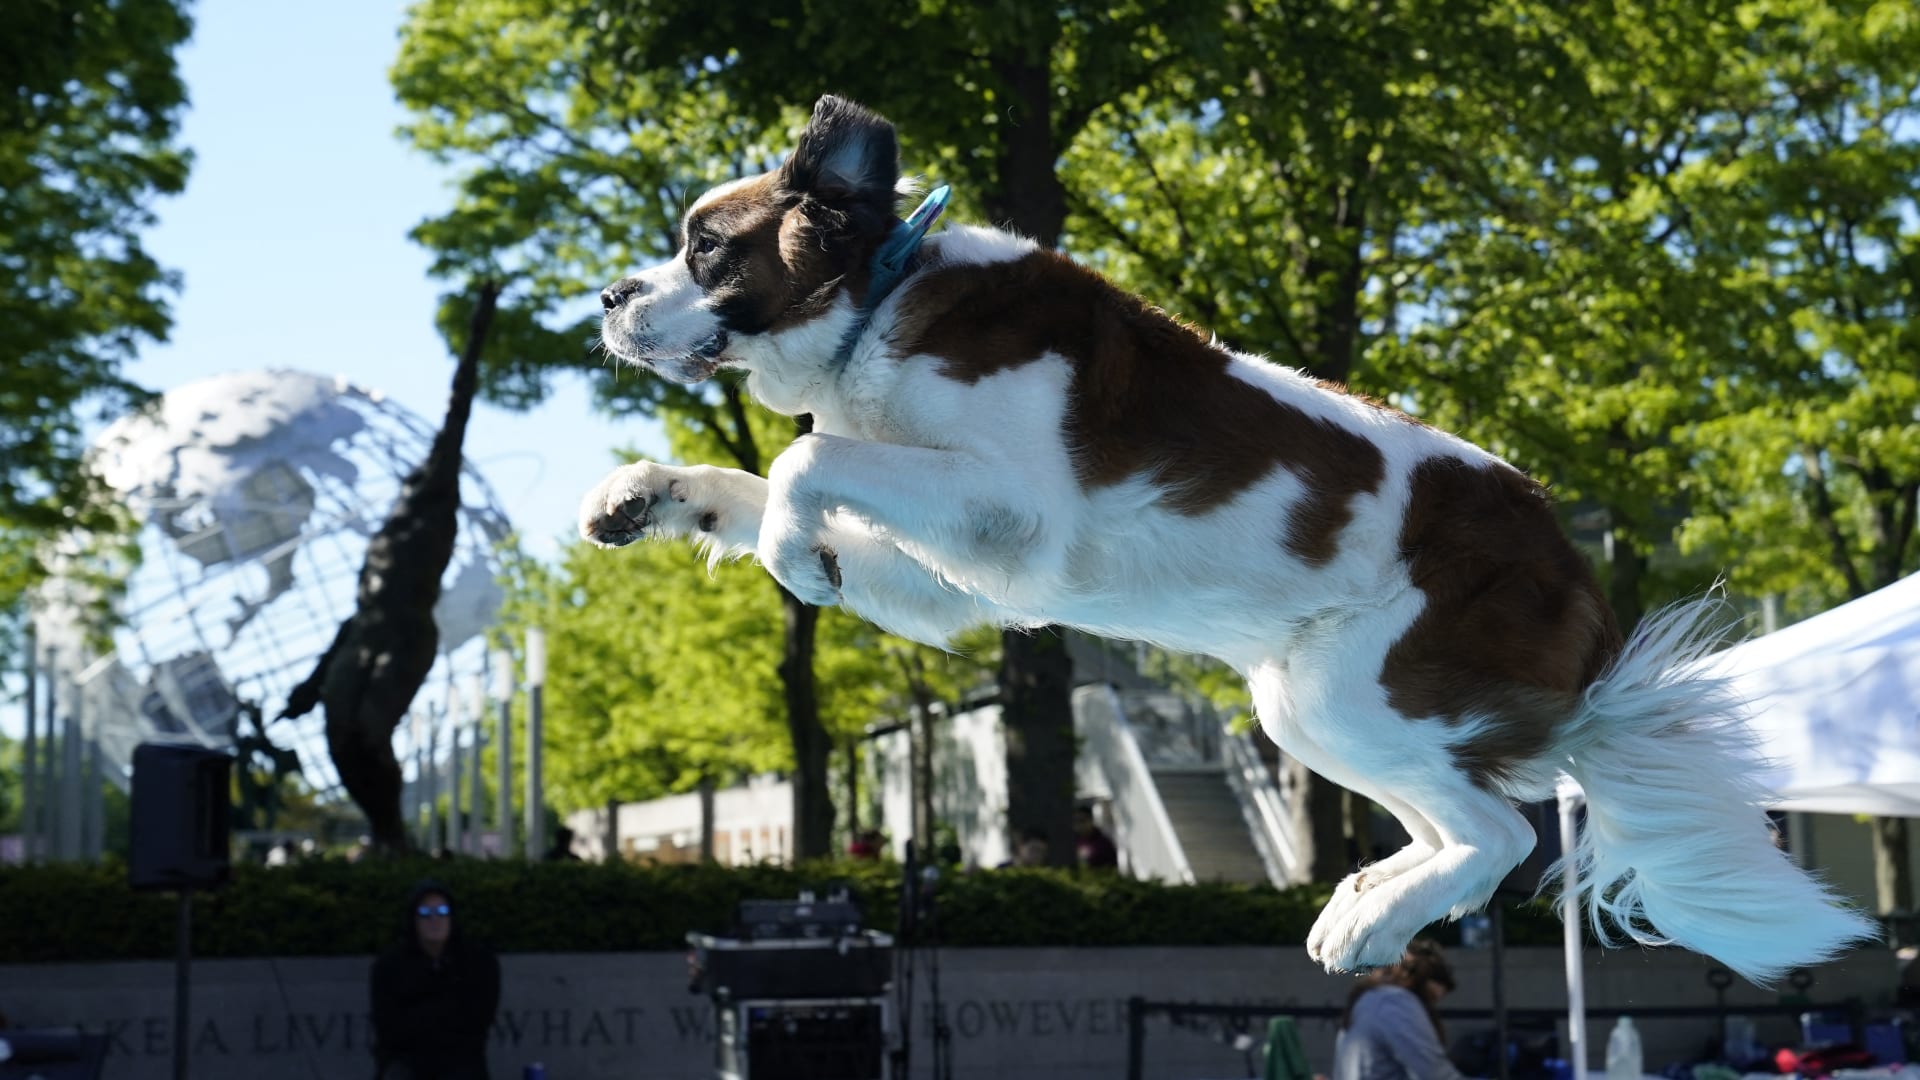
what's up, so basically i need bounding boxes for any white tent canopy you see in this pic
[1707,571,1920,817]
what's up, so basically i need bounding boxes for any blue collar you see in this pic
[832,184,950,366]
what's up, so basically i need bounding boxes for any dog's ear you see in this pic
[783,95,899,209]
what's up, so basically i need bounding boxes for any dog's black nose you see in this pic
[600,278,648,312]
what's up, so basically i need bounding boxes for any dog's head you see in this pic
[597,95,902,385]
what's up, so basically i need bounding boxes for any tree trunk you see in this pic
[698,774,716,864]
[1344,788,1374,868]
[844,734,860,838]
[984,55,1068,245]
[912,701,936,856]
[1281,757,1354,882]
[1606,525,1645,633]
[980,49,1079,869]
[1301,224,1367,384]
[778,588,834,859]
[1876,815,1913,915]
[1001,627,1078,868]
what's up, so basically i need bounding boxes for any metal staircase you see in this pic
[1072,684,1304,887]
[1152,769,1272,884]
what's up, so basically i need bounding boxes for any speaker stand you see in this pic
[173,890,192,1080]
[1491,900,1508,1080]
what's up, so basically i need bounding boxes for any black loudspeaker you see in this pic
[0,1030,108,1079]
[130,742,233,891]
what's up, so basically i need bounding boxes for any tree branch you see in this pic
[1120,125,1224,317]
[1800,443,1869,598]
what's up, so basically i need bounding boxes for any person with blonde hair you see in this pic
[1334,939,1463,1080]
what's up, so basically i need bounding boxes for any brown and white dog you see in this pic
[581,95,1871,982]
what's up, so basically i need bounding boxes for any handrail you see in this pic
[1073,685,1194,885]
[1221,730,1302,886]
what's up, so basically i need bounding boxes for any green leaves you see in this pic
[0,0,191,623]
[394,0,1918,703]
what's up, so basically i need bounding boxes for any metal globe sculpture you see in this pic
[33,368,513,805]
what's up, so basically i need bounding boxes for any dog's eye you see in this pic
[693,234,720,256]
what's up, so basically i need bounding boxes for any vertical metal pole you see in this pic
[76,682,91,862]
[410,713,425,848]
[84,732,104,862]
[469,716,485,857]
[1492,900,1510,1080]
[174,889,192,1080]
[525,682,544,862]
[1126,997,1145,1080]
[450,719,464,855]
[42,657,61,860]
[22,628,39,862]
[75,678,102,863]
[426,708,441,854]
[492,647,514,857]
[60,680,83,862]
[524,628,546,863]
[1559,783,1588,1072]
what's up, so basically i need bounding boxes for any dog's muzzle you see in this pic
[600,277,648,311]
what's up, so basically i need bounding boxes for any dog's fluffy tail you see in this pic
[1555,596,1879,986]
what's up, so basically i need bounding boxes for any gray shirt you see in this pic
[1333,985,1467,1080]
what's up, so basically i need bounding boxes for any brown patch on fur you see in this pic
[891,250,1385,560]
[684,175,875,336]
[1382,457,1623,788]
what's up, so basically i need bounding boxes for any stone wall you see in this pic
[0,946,1900,1079]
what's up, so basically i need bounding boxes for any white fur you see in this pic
[582,200,1876,982]
[1554,598,1878,985]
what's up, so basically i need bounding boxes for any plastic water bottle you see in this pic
[1605,1016,1643,1080]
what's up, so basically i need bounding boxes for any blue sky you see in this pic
[130,0,669,562]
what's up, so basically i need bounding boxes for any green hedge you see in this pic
[0,859,1569,963]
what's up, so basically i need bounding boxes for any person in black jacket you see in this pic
[370,879,501,1080]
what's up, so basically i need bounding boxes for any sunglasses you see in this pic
[416,904,452,919]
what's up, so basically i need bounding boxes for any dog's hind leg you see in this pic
[1314,764,1534,973]
[1250,666,1450,967]
[1281,689,1534,972]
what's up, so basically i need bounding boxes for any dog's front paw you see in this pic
[579,461,687,548]
[1305,871,1367,965]
[1312,889,1419,976]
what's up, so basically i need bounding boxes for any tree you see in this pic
[1657,0,1920,910]
[394,0,1219,862]
[583,0,1229,869]
[1367,0,1920,907]
[395,0,1918,885]
[1239,4,1895,890]
[395,0,842,853]
[1053,0,1610,877]
[0,731,20,835]
[1056,0,1917,884]
[0,0,192,646]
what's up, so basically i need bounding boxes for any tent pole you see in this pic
[1559,781,1587,1072]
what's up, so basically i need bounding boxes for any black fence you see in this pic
[1123,997,1870,1080]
